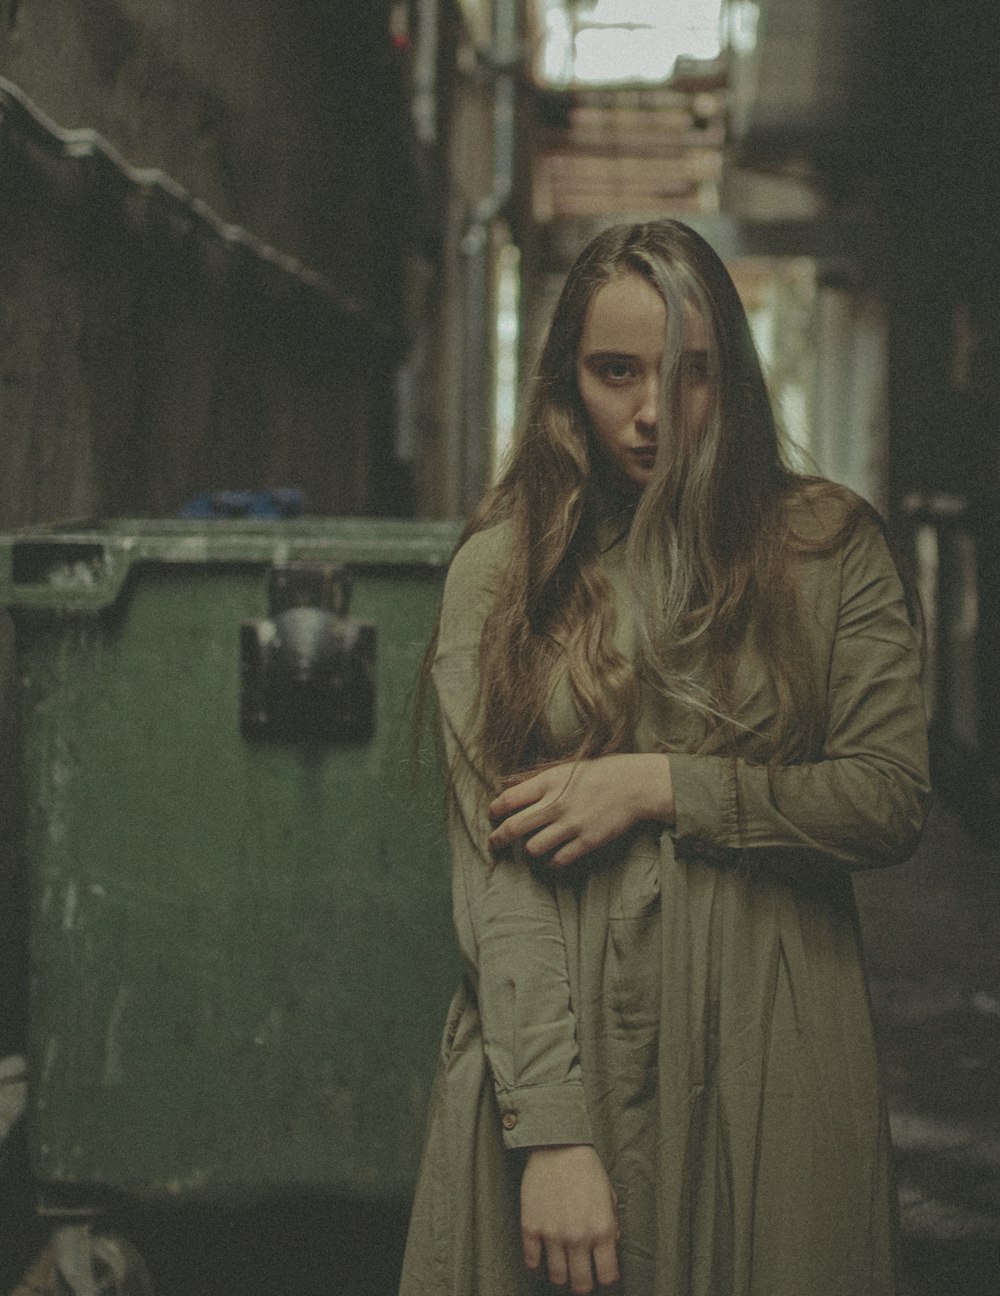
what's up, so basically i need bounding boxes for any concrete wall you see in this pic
[0,0,429,526]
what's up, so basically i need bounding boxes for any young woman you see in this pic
[400,220,929,1296]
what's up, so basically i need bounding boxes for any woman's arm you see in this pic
[668,515,930,869]
[434,527,592,1142]
[434,528,620,1291]
[490,515,929,872]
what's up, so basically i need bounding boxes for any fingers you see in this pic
[489,802,594,865]
[522,1229,543,1275]
[520,1146,621,1293]
[545,1242,570,1290]
[488,757,639,866]
[489,770,554,820]
[524,1238,619,1294]
[567,1242,597,1294]
[489,765,578,818]
[488,777,573,854]
[492,814,577,858]
[488,783,533,818]
[488,802,557,851]
[530,1240,620,1293]
[592,1237,621,1289]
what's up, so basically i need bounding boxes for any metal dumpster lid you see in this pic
[0,517,464,612]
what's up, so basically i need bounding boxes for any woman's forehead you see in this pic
[579,272,711,351]
[580,274,665,345]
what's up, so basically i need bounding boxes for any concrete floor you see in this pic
[2,800,998,1296]
[855,801,1000,1296]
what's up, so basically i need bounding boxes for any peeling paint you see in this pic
[47,745,76,849]
[47,558,104,590]
[254,1005,283,1047]
[897,1179,1000,1241]
[102,986,130,1085]
[970,989,1000,1018]
[171,536,210,562]
[163,1166,210,1195]
[41,1036,59,1091]
[891,1110,1000,1166]
[0,1054,27,1141]
[62,879,77,931]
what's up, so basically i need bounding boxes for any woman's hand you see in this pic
[488,753,674,868]
[521,1145,620,1293]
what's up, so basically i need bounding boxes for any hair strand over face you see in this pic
[435,219,893,782]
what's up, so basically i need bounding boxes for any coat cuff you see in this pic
[495,1081,594,1150]
[668,752,736,854]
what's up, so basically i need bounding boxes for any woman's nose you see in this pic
[636,377,658,429]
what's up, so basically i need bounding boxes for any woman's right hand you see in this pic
[489,753,674,868]
[520,1144,621,1292]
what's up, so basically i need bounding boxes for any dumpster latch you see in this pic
[240,565,376,742]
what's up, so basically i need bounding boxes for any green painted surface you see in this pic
[3,519,464,1202]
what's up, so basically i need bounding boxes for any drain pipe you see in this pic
[457,0,520,514]
[412,0,439,148]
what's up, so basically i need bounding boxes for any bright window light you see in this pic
[492,242,521,481]
[726,1,760,55]
[536,0,724,86]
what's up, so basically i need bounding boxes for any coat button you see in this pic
[501,1112,518,1130]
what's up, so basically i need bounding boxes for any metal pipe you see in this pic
[412,0,440,148]
[457,0,521,513]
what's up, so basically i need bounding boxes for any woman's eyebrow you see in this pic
[582,349,642,364]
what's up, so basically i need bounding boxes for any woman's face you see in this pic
[575,272,711,491]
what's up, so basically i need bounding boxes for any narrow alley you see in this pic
[1,3,998,1295]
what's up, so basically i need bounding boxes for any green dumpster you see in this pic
[0,516,462,1204]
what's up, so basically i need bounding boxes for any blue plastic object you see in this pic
[178,488,305,520]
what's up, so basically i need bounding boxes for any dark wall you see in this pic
[0,0,429,525]
[870,0,1000,825]
[871,0,1000,507]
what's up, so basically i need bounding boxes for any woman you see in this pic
[400,220,929,1296]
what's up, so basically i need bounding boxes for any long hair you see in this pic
[449,219,870,781]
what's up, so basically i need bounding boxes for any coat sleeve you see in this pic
[668,516,931,869]
[432,528,594,1150]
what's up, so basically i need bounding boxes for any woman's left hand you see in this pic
[488,753,674,868]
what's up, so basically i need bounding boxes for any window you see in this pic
[534,0,725,87]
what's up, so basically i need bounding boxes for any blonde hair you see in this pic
[449,220,875,781]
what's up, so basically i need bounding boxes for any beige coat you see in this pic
[400,491,930,1296]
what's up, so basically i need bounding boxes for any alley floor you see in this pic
[3,798,998,1296]
[855,800,1000,1295]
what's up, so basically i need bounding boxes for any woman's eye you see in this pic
[683,355,709,382]
[599,360,635,382]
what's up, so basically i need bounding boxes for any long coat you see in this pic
[399,488,930,1296]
